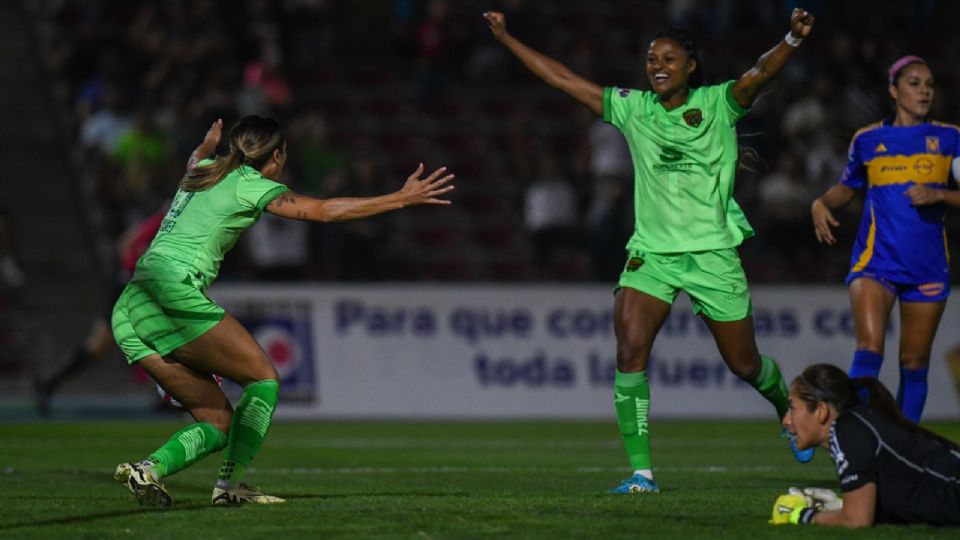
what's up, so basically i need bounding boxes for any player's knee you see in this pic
[235,359,279,387]
[616,337,651,371]
[253,364,279,382]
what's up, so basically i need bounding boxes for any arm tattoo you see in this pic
[269,191,298,208]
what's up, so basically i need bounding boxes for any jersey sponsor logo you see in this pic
[841,474,858,484]
[624,257,644,272]
[868,154,951,186]
[618,88,631,98]
[659,146,683,163]
[682,108,703,127]
[919,282,945,296]
[914,157,935,175]
[927,136,940,153]
[653,146,694,171]
[874,143,888,153]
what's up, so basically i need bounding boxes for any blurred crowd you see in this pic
[26,0,960,284]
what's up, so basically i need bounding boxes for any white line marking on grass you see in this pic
[263,438,786,450]
[250,465,778,475]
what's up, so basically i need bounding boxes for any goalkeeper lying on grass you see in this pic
[773,363,960,527]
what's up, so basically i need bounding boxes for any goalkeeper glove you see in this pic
[769,493,818,525]
[803,487,843,511]
[787,486,843,511]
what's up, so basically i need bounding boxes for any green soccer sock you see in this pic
[218,379,279,485]
[614,369,652,472]
[750,355,790,420]
[146,422,227,477]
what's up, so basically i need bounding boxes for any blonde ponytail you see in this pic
[181,149,245,192]
[180,115,286,192]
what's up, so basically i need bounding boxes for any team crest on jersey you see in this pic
[683,108,703,127]
[618,88,631,98]
[625,257,644,272]
[927,136,940,153]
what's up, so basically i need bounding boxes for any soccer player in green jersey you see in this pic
[111,116,455,506]
[484,8,815,493]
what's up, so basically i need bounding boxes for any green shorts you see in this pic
[111,279,225,365]
[616,247,752,321]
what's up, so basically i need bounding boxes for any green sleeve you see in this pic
[721,80,749,122]
[603,86,642,129]
[602,87,613,124]
[254,185,289,211]
[235,173,289,211]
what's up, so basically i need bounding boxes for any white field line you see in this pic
[0,438,788,450]
[248,465,779,475]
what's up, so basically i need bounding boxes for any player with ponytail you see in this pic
[812,56,960,424]
[111,116,455,506]
[774,363,960,527]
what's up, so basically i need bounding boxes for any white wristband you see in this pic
[784,32,803,47]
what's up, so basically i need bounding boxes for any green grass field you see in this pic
[1,419,958,539]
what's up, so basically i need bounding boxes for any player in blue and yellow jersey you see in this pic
[485,8,815,493]
[812,56,960,424]
[111,117,455,507]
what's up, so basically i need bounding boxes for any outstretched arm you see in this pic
[731,8,814,109]
[186,118,223,172]
[266,164,455,222]
[484,11,603,116]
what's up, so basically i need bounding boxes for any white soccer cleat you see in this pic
[211,482,286,505]
[114,462,172,507]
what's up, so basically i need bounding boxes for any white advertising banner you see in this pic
[209,285,960,419]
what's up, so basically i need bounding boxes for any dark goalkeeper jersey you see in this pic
[828,405,960,525]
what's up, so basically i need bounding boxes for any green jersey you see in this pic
[132,161,288,290]
[603,81,753,253]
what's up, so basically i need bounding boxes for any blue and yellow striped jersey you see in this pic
[840,120,960,283]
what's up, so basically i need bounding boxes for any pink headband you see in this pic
[888,55,926,85]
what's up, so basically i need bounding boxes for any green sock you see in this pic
[218,379,279,484]
[614,369,651,471]
[146,422,227,477]
[750,355,790,420]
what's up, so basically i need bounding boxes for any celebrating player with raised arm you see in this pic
[485,8,814,493]
[811,56,960,423]
[112,116,454,506]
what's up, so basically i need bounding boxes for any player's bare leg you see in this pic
[114,354,232,507]
[171,314,285,504]
[897,300,946,422]
[609,288,671,493]
[705,316,812,462]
